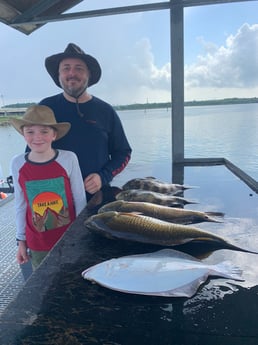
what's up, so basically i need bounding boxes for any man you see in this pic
[39,43,132,201]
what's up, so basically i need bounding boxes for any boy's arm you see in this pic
[11,156,27,241]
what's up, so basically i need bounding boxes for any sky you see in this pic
[0,0,258,106]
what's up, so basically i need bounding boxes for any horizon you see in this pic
[1,96,258,112]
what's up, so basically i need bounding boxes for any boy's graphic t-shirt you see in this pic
[26,176,71,232]
[13,151,82,251]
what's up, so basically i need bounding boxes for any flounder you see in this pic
[82,248,244,297]
[98,200,224,224]
[84,211,258,254]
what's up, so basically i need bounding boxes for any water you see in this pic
[0,103,257,183]
[115,102,258,185]
[184,103,258,177]
[0,124,25,178]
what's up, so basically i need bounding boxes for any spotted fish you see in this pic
[116,189,196,207]
[122,177,192,195]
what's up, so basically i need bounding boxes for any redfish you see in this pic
[84,211,258,254]
[98,200,224,224]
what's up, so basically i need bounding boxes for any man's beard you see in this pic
[59,78,89,99]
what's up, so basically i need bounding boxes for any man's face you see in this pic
[58,58,90,98]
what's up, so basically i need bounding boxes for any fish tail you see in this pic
[184,200,198,205]
[224,242,258,255]
[204,212,225,223]
[212,261,244,281]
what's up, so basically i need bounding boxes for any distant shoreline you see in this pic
[114,97,258,111]
[0,97,257,122]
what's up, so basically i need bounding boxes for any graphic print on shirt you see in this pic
[26,176,71,232]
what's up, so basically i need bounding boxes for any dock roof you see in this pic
[0,0,256,35]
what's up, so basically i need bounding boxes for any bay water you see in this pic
[0,103,257,184]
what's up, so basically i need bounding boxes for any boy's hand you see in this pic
[17,241,30,264]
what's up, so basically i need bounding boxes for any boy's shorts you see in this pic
[29,250,49,270]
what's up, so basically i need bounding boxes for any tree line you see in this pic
[2,97,258,111]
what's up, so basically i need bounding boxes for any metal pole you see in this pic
[170,2,184,163]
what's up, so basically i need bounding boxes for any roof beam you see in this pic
[11,0,258,27]
[11,2,170,26]
[0,1,21,23]
[11,0,61,23]
[183,0,258,6]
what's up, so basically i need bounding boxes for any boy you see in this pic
[10,105,86,269]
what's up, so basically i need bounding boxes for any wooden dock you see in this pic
[0,196,31,316]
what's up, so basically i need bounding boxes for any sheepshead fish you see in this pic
[84,211,258,254]
[82,249,244,297]
[122,177,192,195]
[116,189,196,207]
[98,200,224,224]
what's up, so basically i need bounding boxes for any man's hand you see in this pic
[84,173,102,194]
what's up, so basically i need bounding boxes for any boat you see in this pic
[0,175,14,205]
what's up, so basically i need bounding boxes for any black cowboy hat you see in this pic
[45,43,102,88]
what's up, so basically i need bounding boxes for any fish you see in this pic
[84,211,258,254]
[122,177,192,195]
[116,189,196,207]
[81,248,244,297]
[98,200,224,224]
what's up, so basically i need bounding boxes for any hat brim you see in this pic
[45,52,101,88]
[10,118,71,141]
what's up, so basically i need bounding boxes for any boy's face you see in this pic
[23,125,57,153]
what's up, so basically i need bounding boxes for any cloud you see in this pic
[105,22,258,104]
[97,38,171,104]
[185,23,258,89]
[1,12,258,106]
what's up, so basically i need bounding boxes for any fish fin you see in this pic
[205,212,225,218]
[170,190,184,196]
[120,211,144,216]
[118,212,142,217]
[165,276,209,298]
[182,185,199,190]
[211,261,244,281]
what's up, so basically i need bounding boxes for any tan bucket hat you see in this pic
[10,105,71,140]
